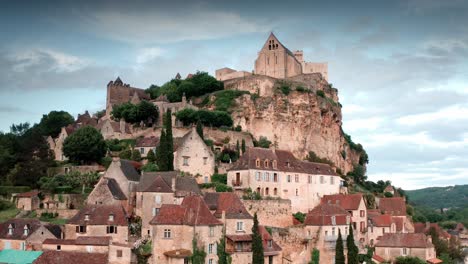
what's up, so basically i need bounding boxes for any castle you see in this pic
[216,33,328,81]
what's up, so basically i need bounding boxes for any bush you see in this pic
[395,256,426,264]
[212,90,249,112]
[141,163,158,172]
[175,109,233,127]
[296,86,308,92]
[316,90,325,97]
[0,186,31,196]
[119,149,132,160]
[384,192,394,197]
[293,212,306,223]
[305,151,334,166]
[280,85,291,95]
[234,125,242,132]
[253,136,271,148]
[215,184,233,192]
[211,173,227,184]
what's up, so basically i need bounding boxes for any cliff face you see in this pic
[222,74,363,174]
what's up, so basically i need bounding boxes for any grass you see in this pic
[212,90,249,112]
[46,218,68,225]
[0,207,19,223]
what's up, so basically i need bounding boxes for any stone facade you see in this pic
[14,191,40,211]
[152,94,198,127]
[0,219,60,251]
[106,77,150,116]
[215,67,252,81]
[374,233,437,262]
[242,199,293,228]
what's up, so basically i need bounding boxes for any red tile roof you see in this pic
[259,225,282,255]
[427,258,443,264]
[150,195,222,226]
[135,136,159,147]
[226,234,252,242]
[369,214,392,227]
[304,203,350,226]
[15,190,39,198]
[204,193,252,219]
[0,219,43,240]
[378,197,406,216]
[392,217,404,232]
[375,233,433,248]
[33,251,108,264]
[43,236,111,246]
[321,193,364,210]
[67,204,128,226]
[372,254,385,262]
[414,222,451,239]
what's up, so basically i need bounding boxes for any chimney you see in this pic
[221,210,226,223]
[171,175,176,191]
[120,119,126,134]
[427,235,432,244]
[425,221,430,230]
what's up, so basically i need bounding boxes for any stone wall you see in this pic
[242,199,293,228]
[36,209,80,219]
[271,226,310,264]
[203,127,254,149]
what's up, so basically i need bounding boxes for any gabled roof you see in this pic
[135,136,159,148]
[67,204,127,226]
[378,197,406,216]
[203,193,252,219]
[259,225,282,255]
[150,195,222,226]
[261,32,295,57]
[369,214,392,227]
[0,219,42,240]
[33,251,108,264]
[119,159,141,182]
[414,222,451,239]
[138,171,201,195]
[375,233,433,248]
[321,193,364,210]
[304,203,350,226]
[106,178,127,200]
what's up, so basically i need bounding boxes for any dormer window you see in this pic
[286,161,290,167]
[256,159,260,167]
[109,214,114,221]
[268,240,272,248]
[85,214,90,221]
[8,224,13,235]
[23,225,29,236]
[264,160,269,168]
[272,160,277,169]
[346,216,351,225]
[331,216,336,226]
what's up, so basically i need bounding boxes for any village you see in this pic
[0,33,466,264]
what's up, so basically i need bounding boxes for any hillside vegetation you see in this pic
[406,185,468,209]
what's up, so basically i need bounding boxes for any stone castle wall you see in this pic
[242,199,293,228]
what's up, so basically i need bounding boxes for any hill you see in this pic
[406,185,468,209]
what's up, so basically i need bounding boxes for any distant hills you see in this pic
[406,184,468,209]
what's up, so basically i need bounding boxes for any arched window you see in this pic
[273,188,278,196]
[256,159,260,167]
[265,188,269,196]
[256,187,261,194]
[264,160,269,168]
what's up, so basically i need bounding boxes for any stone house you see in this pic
[87,177,127,208]
[96,119,131,140]
[259,225,283,264]
[173,126,215,183]
[42,236,111,253]
[134,136,158,158]
[227,147,342,213]
[33,251,109,264]
[0,219,61,251]
[304,203,351,263]
[65,204,129,244]
[377,197,414,234]
[367,214,398,246]
[373,233,440,263]
[135,171,201,236]
[49,125,76,161]
[150,195,223,264]
[321,193,367,244]
[414,222,451,240]
[152,94,198,127]
[13,190,40,211]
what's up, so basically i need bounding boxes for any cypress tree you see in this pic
[335,229,345,264]
[241,139,246,154]
[146,149,156,163]
[347,223,358,264]
[252,213,264,264]
[196,119,204,140]
[217,233,231,264]
[156,129,168,171]
[236,140,240,158]
[164,110,174,171]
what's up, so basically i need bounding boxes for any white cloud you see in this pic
[396,105,468,126]
[10,49,89,73]
[136,47,165,64]
[344,117,383,132]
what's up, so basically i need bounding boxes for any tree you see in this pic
[38,111,74,138]
[236,140,240,157]
[63,126,106,164]
[241,139,246,154]
[119,149,132,160]
[163,110,174,171]
[347,223,358,264]
[254,136,271,148]
[155,129,170,171]
[309,248,319,264]
[191,237,206,264]
[217,234,231,264]
[132,150,142,161]
[395,256,426,264]
[141,163,158,172]
[146,149,156,163]
[196,120,204,140]
[335,229,345,264]
[252,213,264,264]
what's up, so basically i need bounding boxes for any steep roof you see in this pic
[67,204,127,226]
[106,178,127,200]
[414,222,451,239]
[138,171,201,195]
[33,251,108,264]
[259,225,282,256]
[135,136,159,148]
[150,195,222,226]
[119,159,141,182]
[375,233,433,248]
[0,219,42,240]
[321,193,364,210]
[261,32,296,58]
[304,203,350,226]
[378,197,406,216]
[369,214,392,227]
[203,193,252,219]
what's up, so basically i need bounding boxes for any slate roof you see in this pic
[304,203,350,226]
[378,197,406,216]
[203,192,252,219]
[106,178,127,200]
[150,195,222,226]
[138,171,201,195]
[0,219,42,240]
[321,193,364,210]
[135,136,159,147]
[375,233,433,248]
[229,147,337,176]
[45,224,62,239]
[119,159,141,182]
[33,251,108,264]
[67,204,128,226]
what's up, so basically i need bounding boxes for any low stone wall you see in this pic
[242,199,293,228]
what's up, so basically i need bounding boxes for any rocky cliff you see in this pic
[218,73,365,174]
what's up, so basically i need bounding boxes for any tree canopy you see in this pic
[252,213,264,264]
[63,126,106,164]
[175,109,233,128]
[111,100,158,125]
[38,111,74,138]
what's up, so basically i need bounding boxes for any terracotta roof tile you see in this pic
[15,190,39,198]
[321,193,364,210]
[372,254,385,262]
[203,193,252,219]
[369,214,392,227]
[259,225,282,255]
[43,236,110,246]
[392,217,404,232]
[0,219,43,240]
[375,233,433,248]
[67,204,128,226]
[135,136,159,147]
[304,203,350,226]
[379,197,406,216]
[33,251,108,264]
[414,222,451,239]
[226,234,252,242]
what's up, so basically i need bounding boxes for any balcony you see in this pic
[232,180,243,187]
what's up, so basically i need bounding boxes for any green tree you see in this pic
[119,149,132,160]
[163,110,174,171]
[217,234,231,264]
[254,136,271,148]
[155,130,169,171]
[335,229,345,264]
[62,126,106,164]
[236,140,240,157]
[309,248,319,264]
[395,256,426,264]
[196,120,204,140]
[241,139,246,154]
[347,223,358,264]
[38,111,74,138]
[141,163,158,172]
[191,237,206,264]
[132,150,142,161]
[146,149,156,163]
[252,213,264,264]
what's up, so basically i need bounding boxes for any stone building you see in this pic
[96,119,131,140]
[0,219,61,251]
[13,190,40,211]
[227,147,342,212]
[373,233,440,263]
[366,214,398,247]
[134,136,158,158]
[150,195,223,264]
[377,197,414,234]
[65,204,129,244]
[86,177,127,208]
[152,94,198,127]
[106,77,150,116]
[33,251,109,264]
[173,126,215,183]
[135,171,201,236]
[48,125,76,161]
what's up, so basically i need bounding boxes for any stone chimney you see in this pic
[120,119,126,134]
[427,235,432,244]
[171,175,176,192]
[426,221,430,230]
[221,210,226,224]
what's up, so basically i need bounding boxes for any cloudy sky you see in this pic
[1,0,467,189]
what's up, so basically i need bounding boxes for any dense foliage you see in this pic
[111,100,158,125]
[406,185,468,210]
[309,248,319,264]
[253,136,271,148]
[395,256,426,264]
[217,234,231,264]
[38,111,74,138]
[335,229,345,264]
[175,109,233,128]
[191,237,206,264]
[346,223,359,264]
[155,111,174,171]
[305,151,334,166]
[252,213,264,264]
[293,212,306,223]
[211,90,249,112]
[38,171,99,194]
[63,126,106,164]
[196,120,204,139]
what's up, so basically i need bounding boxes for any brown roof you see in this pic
[226,234,252,242]
[204,193,252,219]
[135,136,159,147]
[67,204,128,226]
[0,219,42,240]
[375,233,433,248]
[369,214,392,227]
[259,225,282,255]
[372,254,385,262]
[138,171,201,195]
[321,193,364,210]
[304,203,350,226]
[414,222,451,239]
[229,147,337,176]
[43,236,111,246]
[150,195,222,226]
[15,190,39,198]
[33,251,108,264]
[379,197,406,216]
[392,217,404,232]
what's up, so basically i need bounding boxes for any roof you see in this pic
[15,190,39,198]
[372,254,385,263]
[119,159,141,182]
[261,32,297,59]
[427,258,443,264]
[0,219,42,240]
[45,224,62,239]
[321,193,364,210]
[204,192,252,219]
[392,217,404,232]
[138,171,201,195]
[378,197,406,216]
[164,249,192,258]
[43,236,110,246]
[304,203,350,226]
[135,136,159,147]
[226,234,252,242]
[33,251,108,264]
[150,195,222,226]
[229,147,337,176]
[67,204,127,226]
[259,225,282,255]
[414,222,451,239]
[369,214,392,227]
[0,249,42,264]
[375,233,433,248]
[106,178,127,200]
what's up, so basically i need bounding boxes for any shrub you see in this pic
[119,149,132,160]
[0,186,31,196]
[175,109,233,127]
[293,212,306,223]
[211,173,227,184]
[212,90,249,112]
[234,125,242,132]
[280,85,291,95]
[305,151,334,166]
[253,136,271,148]
[296,86,308,92]
[384,192,394,197]
[316,90,325,97]
[63,126,106,164]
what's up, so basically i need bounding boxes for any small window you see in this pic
[209,226,215,237]
[265,188,269,196]
[256,172,261,181]
[155,195,162,204]
[57,245,61,251]
[295,189,299,196]
[273,173,278,182]
[264,160,269,168]
[268,240,272,248]
[320,176,324,184]
[308,175,312,184]
[183,157,189,166]
[272,160,277,169]
[76,225,86,233]
[208,243,214,254]
[203,157,208,165]
[152,208,160,216]
[256,159,260,167]
[164,229,171,238]
[273,188,278,196]
[109,214,114,221]
[330,176,334,185]
[117,250,123,258]
[107,226,118,234]
[236,242,243,251]
[208,259,213,264]
[140,148,145,154]
[84,214,90,221]
[295,175,299,183]
[287,175,291,183]
[265,172,269,182]
[331,216,336,226]
[402,248,408,256]
[332,227,336,236]
[236,221,244,232]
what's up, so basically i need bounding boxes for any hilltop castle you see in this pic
[216,33,328,81]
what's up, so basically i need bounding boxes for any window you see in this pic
[117,250,123,258]
[8,227,13,235]
[360,210,365,217]
[57,245,61,251]
[308,175,312,184]
[286,161,290,167]
[155,195,162,204]
[295,189,299,196]
[209,226,214,237]
[345,227,348,235]
[209,259,213,264]
[273,173,278,182]
[152,208,160,216]
[295,175,299,182]
[256,172,261,181]
[84,214,90,221]
[236,242,243,251]
[402,248,408,256]
[23,226,29,236]
[208,243,214,254]
[236,221,244,232]
[183,157,189,166]
[140,148,145,154]
[20,242,25,250]
[203,157,208,165]
[64,167,70,174]
[331,216,336,226]
[107,226,118,234]
[287,175,291,182]
[332,227,336,236]
[320,176,324,184]
[273,188,278,196]
[109,214,114,221]
[383,228,386,234]
[272,160,277,169]
[330,176,334,185]
[164,229,171,238]
[256,159,260,167]
[265,172,269,182]
[76,225,86,233]
[265,188,269,196]
[268,240,272,248]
